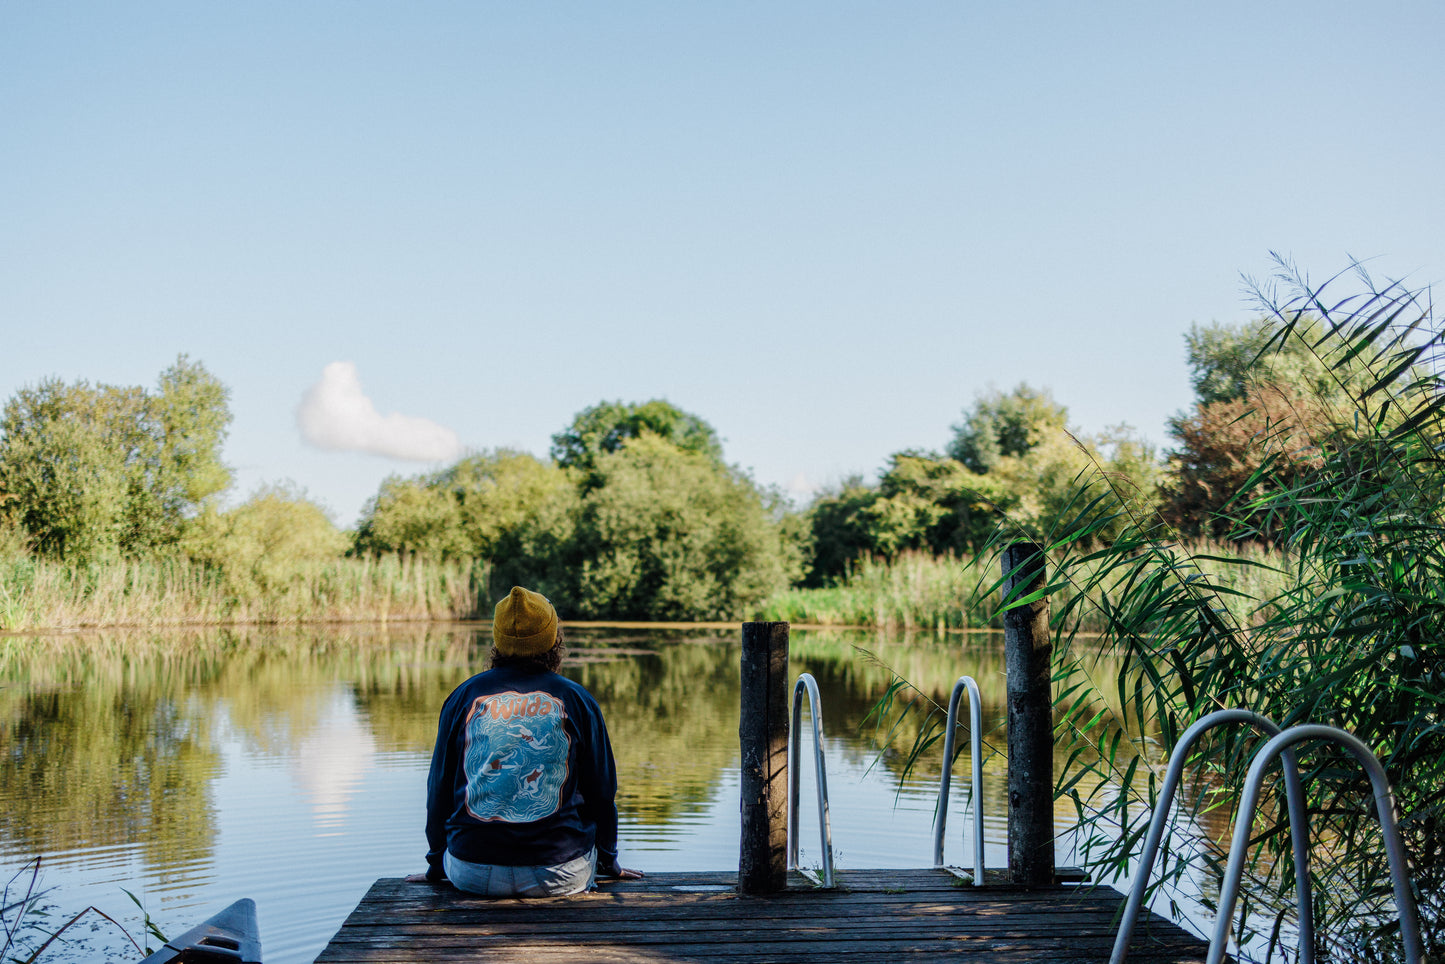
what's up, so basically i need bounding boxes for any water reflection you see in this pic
[0,639,221,880]
[0,624,1216,964]
[290,690,376,832]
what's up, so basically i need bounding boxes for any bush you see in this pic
[560,435,800,620]
[354,450,574,562]
[182,484,349,599]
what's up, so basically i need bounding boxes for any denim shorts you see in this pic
[443,847,597,897]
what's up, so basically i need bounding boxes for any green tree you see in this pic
[352,400,804,618]
[0,379,131,559]
[354,477,467,559]
[946,383,1068,473]
[182,484,349,596]
[804,455,1005,586]
[128,357,234,548]
[0,357,230,560]
[1162,312,1392,538]
[354,450,575,565]
[1183,315,1373,409]
[801,477,883,587]
[944,385,1162,542]
[868,451,998,556]
[804,422,1162,585]
[561,434,799,620]
[550,399,723,475]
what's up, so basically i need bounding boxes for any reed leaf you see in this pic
[865,260,1445,961]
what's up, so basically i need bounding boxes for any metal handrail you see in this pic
[933,675,985,885]
[787,673,835,887]
[1207,724,1423,964]
[1110,709,1313,964]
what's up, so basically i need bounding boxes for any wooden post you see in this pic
[1002,542,1055,888]
[739,620,789,894]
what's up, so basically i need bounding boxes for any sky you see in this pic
[4,2,1443,526]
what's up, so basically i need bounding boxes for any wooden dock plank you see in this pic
[317,869,1215,963]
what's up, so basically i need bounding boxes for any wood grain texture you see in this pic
[1002,542,1054,888]
[317,869,1218,963]
[738,620,789,894]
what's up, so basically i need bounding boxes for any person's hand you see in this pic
[598,867,644,881]
[404,872,439,883]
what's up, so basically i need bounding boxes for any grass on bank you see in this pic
[2,542,1286,634]
[0,552,483,631]
[761,545,1288,633]
[762,551,985,631]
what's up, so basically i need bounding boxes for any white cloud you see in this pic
[296,361,462,462]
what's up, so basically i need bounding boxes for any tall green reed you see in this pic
[761,544,1284,633]
[871,261,1445,961]
[0,552,486,631]
[1045,264,1443,962]
[761,550,988,630]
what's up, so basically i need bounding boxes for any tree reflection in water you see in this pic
[0,624,1193,964]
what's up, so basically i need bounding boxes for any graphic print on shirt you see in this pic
[462,691,571,822]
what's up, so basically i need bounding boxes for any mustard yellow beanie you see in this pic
[492,586,559,657]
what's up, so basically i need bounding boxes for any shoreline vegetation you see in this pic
[858,265,1445,960]
[0,553,483,632]
[0,542,1285,635]
[0,320,1303,636]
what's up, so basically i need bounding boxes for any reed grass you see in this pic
[866,262,1445,962]
[762,543,1288,633]
[0,552,484,631]
[761,551,986,630]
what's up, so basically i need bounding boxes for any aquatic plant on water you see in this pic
[1,858,165,963]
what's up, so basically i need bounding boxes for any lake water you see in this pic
[0,623,1230,963]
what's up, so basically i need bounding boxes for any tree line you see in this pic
[0,311,1385,621]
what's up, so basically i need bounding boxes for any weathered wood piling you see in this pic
[1001,541,1056,887]
[738,620,790,894]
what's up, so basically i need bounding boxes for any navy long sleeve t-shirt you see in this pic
[424,665,621,879]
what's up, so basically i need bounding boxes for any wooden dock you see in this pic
[317,868,1216,962]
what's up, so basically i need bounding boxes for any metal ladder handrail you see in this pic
[933,675,985,885]
[1111,709,1313,964]
[1207,724,1423,964]
[787,673,835,887]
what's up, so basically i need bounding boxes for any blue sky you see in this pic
[4,2,1443,525]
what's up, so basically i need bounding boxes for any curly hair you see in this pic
[489,625,565,674]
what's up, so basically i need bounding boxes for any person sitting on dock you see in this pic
[409,586,642,896]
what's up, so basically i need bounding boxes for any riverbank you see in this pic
[0,552,482,631]
[0,544,1286,634]
[759,545,1287,633]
